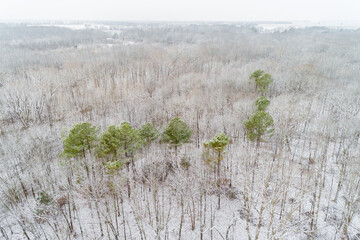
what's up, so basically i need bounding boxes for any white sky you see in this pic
[0,0,359,22]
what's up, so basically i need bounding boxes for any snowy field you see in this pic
[0,22,359,239]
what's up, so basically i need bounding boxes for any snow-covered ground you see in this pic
[0,23,359,239]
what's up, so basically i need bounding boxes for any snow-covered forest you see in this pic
[0,22,359,240]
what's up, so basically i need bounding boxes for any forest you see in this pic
[0,22,359,240]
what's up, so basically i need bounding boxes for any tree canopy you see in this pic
[203,132,229,167]
[117,122,143,158]
[98,122,143,163]
[161,117,192,154]
[255,96,270,111]
[244,111,274,145]
[203,132,229,209]
[250,69,273,94]
[203,132,229,154]
[161,118,192,146]
[97,125,123,161]
[246,70,275,146]
[140,123,159,145]
[60,122,99,158]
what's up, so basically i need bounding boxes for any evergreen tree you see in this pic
[250,69,265,82]
[98,122,143,168]
[246,70,275,146]
[140,123,159,145]
[203,132,229,171]
[118,122,143,161]
[161,117,192,156]
[203,132,229,209]
[97,125,123,162]
[60,122,99,158]
[255,96,270,111]
[244,111,274,146]
[250,69,273,95]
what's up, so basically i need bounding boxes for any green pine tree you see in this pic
[118,122,143,160]
[140,123,159,145]
[161,117,192,156]
[250,69,273,95]
[255,96,270,111]
[203,132,229,209]
[98,122,143,168]
[244,111,274,147]
[97,125,124,162]
[60,122,99,158]
[203,132,229,170]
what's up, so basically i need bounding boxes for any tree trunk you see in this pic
[217,151,221,209]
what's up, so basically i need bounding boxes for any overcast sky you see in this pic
[0,0,359,22]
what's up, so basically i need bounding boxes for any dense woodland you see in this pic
[0,22,360,240]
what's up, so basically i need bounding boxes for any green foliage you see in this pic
[250,69,273,94]
[140,123,159,144]
[35,191,56,219]
[180,155,191,170]
[255,96,270,111]
[118,122,143,158]
[244,111,274,144]
[37,191,54,205]
[203,133,229,167]
[161,117,192,147]
[250,69,265,81]
[246,70,274,145]
[203,132,229,153]
[60,122,99,158]
[257,73,273,94]
[98,125,123,161]
[98,122,143,162]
